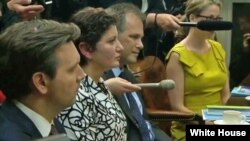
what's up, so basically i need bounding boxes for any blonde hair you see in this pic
[185,0,222,20]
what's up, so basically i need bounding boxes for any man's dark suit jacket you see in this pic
[103,68,172,141]
[0,101,65,141]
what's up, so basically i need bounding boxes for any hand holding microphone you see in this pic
[150,13,181,31]
[135,79,175,90]
[105,77,141,95]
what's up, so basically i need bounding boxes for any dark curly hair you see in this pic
[70,7,117,66]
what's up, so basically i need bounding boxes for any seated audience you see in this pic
[89,0,182,62]
[4,0,182,62]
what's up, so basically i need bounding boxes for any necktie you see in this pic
[126,93,151,141]
[49,124,58,135]
[119,71,151,141]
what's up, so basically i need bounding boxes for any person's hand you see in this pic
[156,13,181,32]
[243,33,250,52]
[7,0,44,20]
[105,77,141,95]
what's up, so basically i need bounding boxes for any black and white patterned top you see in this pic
[58,75,127,141]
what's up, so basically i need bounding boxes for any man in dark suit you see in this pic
[103,3,172,141]
[0,19,85,141]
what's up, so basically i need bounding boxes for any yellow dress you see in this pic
[165,40,228,141]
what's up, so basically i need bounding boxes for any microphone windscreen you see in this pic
[197,21,233,31]
[159,80,175,89]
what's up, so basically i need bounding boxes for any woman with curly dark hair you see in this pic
[57,7,127,141]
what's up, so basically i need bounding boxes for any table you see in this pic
[227,96,250,106]
[227,73,250,106]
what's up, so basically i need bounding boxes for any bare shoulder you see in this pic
[168,51,180,63]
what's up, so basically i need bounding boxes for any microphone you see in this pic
[179,20,233,31]
[135,80,175,89]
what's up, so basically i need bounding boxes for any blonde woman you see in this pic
[165,0,230,140]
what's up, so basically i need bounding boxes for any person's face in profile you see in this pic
[118,13,144,65]
[192,4,221,37]
[47,41,85,109]
[93,25,123,70]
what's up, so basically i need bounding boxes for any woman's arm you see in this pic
[166,52,194,114]
[221,79,231,104]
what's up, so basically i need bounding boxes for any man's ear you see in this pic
[32,72,49,95]
[78,42,93,60]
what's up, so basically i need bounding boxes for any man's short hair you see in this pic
[0,19,80,100]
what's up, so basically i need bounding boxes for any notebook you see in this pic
[231,86,250,97]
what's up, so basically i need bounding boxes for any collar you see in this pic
[112,67,123,77]
[141,0,148,13]
[13,100,51,137]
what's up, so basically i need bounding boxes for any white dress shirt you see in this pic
[14,100,51,137]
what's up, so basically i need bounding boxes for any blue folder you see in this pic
[231,86,250,97]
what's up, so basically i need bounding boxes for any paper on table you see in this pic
[206,105,250,110]
[202,109,222,121]
[206,108,250,116]
[202,109,250,121]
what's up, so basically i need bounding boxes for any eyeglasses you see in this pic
[196,14,223,21]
